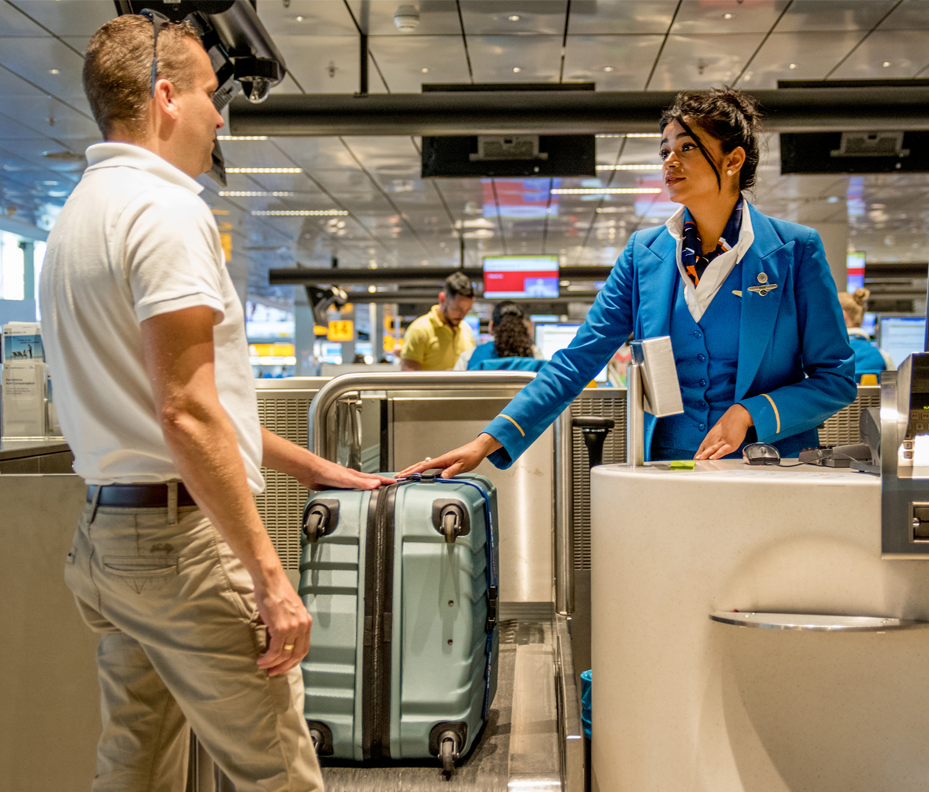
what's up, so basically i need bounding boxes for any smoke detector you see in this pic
[394,5,420,32]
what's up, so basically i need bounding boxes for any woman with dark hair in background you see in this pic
[454,300,545,371]
[838,287,894,382]
[404,87,856,477]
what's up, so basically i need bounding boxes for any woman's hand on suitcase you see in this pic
[398,433,502,479]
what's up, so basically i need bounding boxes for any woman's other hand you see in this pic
[694,404,754,460]
[397,433,502,479]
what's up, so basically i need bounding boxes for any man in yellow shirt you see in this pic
[401,272,476,370]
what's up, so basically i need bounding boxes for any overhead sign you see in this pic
[328,320,354,341]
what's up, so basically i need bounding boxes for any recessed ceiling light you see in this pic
[216,135,268,141]
[604,66,614,72]
[421,67,429,73]
[789,63,797,69]
[551,188,662,195]
[596,164,663,171]
[251,210,348,216]
[368,285,377,293]
[48,69,60,75]
[218,191,296,197]
[883,61,892,67]
[294,15,304,21]
[226,167,302,173]
[723,13,732,19]
[508,14,520,21]
[513,67,521,73]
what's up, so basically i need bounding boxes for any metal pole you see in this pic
[359,33,368,96]
[626,361,645,467]
[554,410,574,616]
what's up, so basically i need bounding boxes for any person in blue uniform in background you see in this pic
[454,301,546,372]
[401,87,856,476]
[838,288,893,382]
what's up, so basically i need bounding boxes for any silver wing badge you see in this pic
[747,284,778,296]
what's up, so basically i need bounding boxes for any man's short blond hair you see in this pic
[83,15,202,139]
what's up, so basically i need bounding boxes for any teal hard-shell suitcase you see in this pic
[298,473,499,774]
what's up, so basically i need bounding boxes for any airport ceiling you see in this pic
[2,0,929,307]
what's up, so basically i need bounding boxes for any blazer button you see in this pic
[697,354,706,362]
[699,379,707,387]
[699,423,707,431]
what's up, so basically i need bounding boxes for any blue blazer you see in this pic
[484,204,857,467]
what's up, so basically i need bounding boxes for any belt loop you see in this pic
[167,481,178,525]
[89,485,102,523]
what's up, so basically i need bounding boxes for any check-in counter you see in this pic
[590,461,929,792]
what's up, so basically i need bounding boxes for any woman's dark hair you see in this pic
[658,86,763,193]
[492,301,534,359]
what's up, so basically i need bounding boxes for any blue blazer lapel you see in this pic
[736,206,788,398]
[635,231,677,340]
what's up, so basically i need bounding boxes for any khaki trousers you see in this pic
[65,496,324,792]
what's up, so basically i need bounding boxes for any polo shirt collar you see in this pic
[85,142,204,195]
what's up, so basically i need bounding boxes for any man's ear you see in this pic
[152,79,180,123]
[438,290,447,305]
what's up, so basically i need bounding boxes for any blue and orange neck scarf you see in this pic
[681,198,744,287]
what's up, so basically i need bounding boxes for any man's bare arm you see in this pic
[140,306,307,677]
[400,358,423,371]
[261,428,394,490]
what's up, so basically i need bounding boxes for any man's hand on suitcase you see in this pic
[398,433,502,479]
[295,455,395,491]
[254,571,312,676]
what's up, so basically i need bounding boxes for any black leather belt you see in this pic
[87,483,197,508]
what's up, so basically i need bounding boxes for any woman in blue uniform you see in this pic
[454,301,547,372]
[838,288,893,382]
[402,88,856,476]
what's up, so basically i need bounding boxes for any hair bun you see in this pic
[716,86,761,127]
[853,287,870,305]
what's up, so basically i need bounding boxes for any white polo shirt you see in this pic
[39,143,264,493]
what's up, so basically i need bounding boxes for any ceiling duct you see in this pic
[229,85,929,137]
[422,135,595,178]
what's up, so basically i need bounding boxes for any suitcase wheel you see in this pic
[303,500,340,543]
[432,500,470,544]
[439,731,460,775]
[306,720,334,756]
[429,722,467,776]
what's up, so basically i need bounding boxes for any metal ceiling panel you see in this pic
[346,0,463,35]
[5,1,115,37]
[775,0,900,32]
[739,30,866,86]
[672,0,792,35]
[645,33,766,90]
[271,35,362,94]
[561,34,665,88]
[830,30,929,79]
[0,37,85,100]
[567,0,679,35]
[254,0,357,36]
[467,35,565,83]
[459,0,568,36]
[367,36,470,92]
[880,0,929,29]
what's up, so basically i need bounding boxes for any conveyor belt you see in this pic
[189,617,579,792]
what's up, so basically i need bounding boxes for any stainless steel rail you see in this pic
[308,370,576,615]
[309,371,537,459]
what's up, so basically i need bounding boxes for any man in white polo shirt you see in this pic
[40,14,390,791]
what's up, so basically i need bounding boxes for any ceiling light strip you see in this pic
[219,191,296,197]
[226,167,302,173]
[595,133,662,139]
[251,210,348,216]
[551,188,662,195]
[216,135,269,141]
[595,164,663,171]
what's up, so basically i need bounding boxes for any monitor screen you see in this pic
[483,255,559,299]
[879,317,926,368]
[535,323,607,382]
[861,312,876,337]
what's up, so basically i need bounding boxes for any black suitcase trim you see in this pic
[361,484,398,761]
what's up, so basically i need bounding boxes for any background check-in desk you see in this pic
[590,461,929,792]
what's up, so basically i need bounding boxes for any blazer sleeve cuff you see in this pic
[739,393,781,442]
[483,414,526,470]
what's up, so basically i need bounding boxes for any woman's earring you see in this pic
[727,169,733,176]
